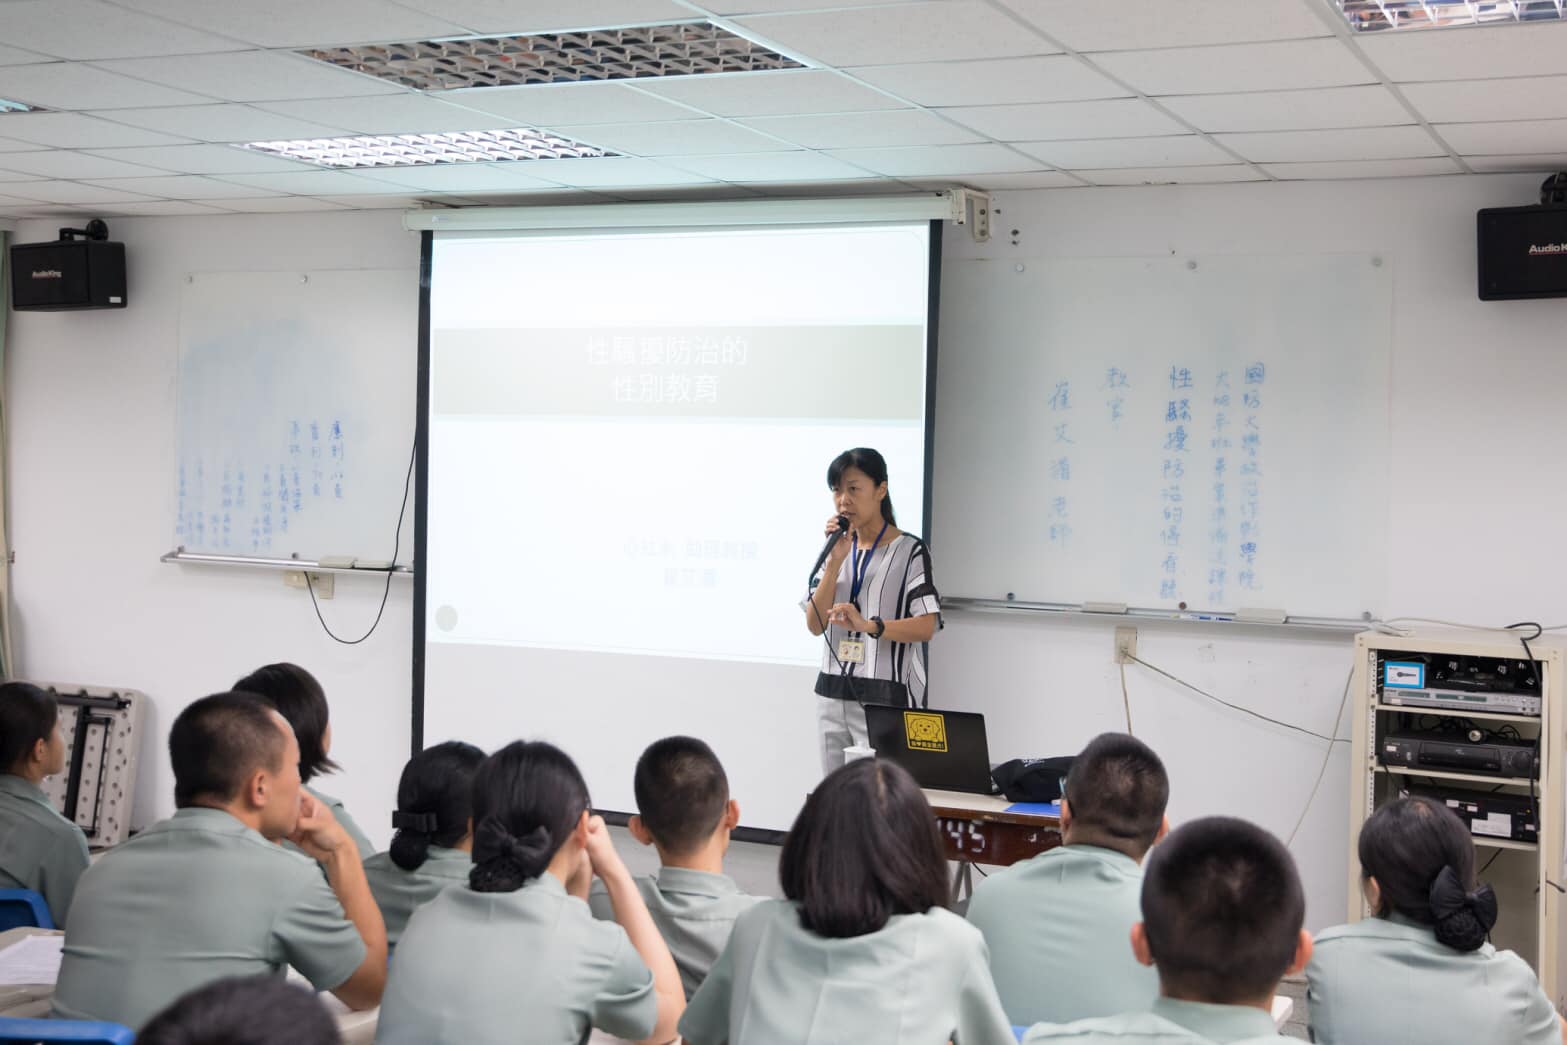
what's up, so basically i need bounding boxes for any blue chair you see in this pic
[0,1017,134,1044]
[0,890,53,931]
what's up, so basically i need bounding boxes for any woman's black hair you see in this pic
[469,740,591,893]
[389,741,486,871]
[827,447,896,527]
[0,681,58,773]
[232,663,339,784]
[1359,796,1495,952]
[778,758,948,938]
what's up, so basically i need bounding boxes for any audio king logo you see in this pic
[30,269,63,279]
[1527,243,1566,256]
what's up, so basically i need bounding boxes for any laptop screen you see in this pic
[863,705,993,794]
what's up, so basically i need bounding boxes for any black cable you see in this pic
[1127,654,1349,745]
[1480,849,1502,875]
[304,438,416,645]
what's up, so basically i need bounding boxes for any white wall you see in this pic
[7,174,1567,931]
[934,172,1567,930]
[7,209,421,849]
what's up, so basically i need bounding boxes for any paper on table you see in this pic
[0,934,63,986]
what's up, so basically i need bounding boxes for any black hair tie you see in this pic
[392,811,439,834]
[475,816,551,867]
[1429,865,1498,930]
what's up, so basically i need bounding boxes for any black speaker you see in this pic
[1477,204,1567,301]
[10,236,127,311]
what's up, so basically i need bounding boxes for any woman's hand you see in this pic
[827,602,869,632]
[823,515,851,568]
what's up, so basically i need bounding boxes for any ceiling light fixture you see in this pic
[236,127,612,168]
[1334,0,1565,31]
[0,98,46,113]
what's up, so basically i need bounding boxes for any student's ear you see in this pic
[1362,875,1381,913]
[29,736,48,767]
[721,798,740,832]
[627,815,655,847]
[1130,923,1156,968]
[243,768,270,812]
[573,808,592,846]
[1059,799,1073,833]
[1286,929,1314,977]
[1154,815,1170,844]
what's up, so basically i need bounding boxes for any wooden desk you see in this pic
[924,789,1063,901]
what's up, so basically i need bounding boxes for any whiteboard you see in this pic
[173,269,419,563]
[933,254,1391,619]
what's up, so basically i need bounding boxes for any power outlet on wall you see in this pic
[1114,626,1137,664]
[283,570,334,599]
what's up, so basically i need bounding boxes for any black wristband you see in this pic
[871,616,886,639]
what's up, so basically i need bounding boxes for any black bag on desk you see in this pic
[991,756,1075,803]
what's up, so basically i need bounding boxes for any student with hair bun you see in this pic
[374,741,684,1045]
[363,741,484,946]
[1308,796,1567,1045]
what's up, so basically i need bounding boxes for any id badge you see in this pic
[838,638,866,664]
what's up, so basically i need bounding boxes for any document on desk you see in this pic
[0,934,63,985]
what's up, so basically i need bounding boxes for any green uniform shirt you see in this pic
[375,873,657,1045]
[0,775,90,928]
[679,898,1015,1045]
[363,846,471,947]
[588,866,763,999]
[967,844,1158,1026]
[283,788,375,863]
[52,807,367,1029]
[1307,913,1561,1045]
[1023,997,1290,1043]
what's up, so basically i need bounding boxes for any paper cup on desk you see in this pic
[843,744,876,764]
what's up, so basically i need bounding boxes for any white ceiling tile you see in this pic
[551,119,787,156]
[1463,153,1567,173]
[848,56,1128,107]
[353,162,564,192]
[825,142,1044,176]
[940,98,1186,141]
[634,69,904,117]
[82,174,287,198]
[210,170,414,195]
[0,180,163,203]
[1018,135,1234,168]
[82,143,320,174]
[739,109,981,149]
[257,96,515,135]
[1402,77,1567,125]
[1076,164,1266,185]
[93,105,353,142]
[388,0,695,33]
[0,0,240,60]
[1092,39,1374,95]
[907,170,1082,189]
[0,112,195,148]
[1435,119,1567,156]
[1216,125,1443,163]
[111,0,470,48]
[0,62,217,110]
[0,150,172,179]
[1000,0,1331,52]
[446,82,699,127]
[202,195,355,212]
[519,156,720,187]
[734,2,1059,67]
[1261,157,1462,179]
[705,0,891,12]
[91,200,231,215]
[0,167,40,182]
[0,44,53,67]
[663,150,877,182]
[1357,21,1567,83]
[91,51,403,104]
[1161,85,1411,132]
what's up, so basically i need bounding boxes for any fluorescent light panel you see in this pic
[1335,0,1565,31]
[0,98,46,113]
[301,23,804,91]
[237,128,612,168]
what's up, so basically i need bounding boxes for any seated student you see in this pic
[53,692,386,1028]
[138,974,342,1045]
[1307,796,1567,1045]
[1023,816,1310,1044]
[234,662,375,859]
[588,735,762,998]
[680,758,1015,1045]
[375,740,685,1045]
[0,681,90,926]
[363,740,484,946]
[968,732,1167,1025]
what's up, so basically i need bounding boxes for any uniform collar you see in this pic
[1054,843,1142,873]
[421,846,474,876]
[1151,997,1278,1042]
[655,866,740,897]
[163,805,268,840]
[0,773,53,807]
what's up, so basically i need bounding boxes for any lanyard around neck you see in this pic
[850,521,889,606]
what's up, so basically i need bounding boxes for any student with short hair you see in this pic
[363,740,484,946]
[375,740,685,1045]
[234,662,375,859]
[1024,816,1309,1044]
[0,681,90,926]
[968,732,1168,1025]
[679,758,1014,1045]
[137,975,343,1045]
[1307,796,1567,1045]
[588,736,762,998]
[53,692,387,1028]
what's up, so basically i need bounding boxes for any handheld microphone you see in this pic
[808,515,850,582]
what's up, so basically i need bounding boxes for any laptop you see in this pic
[863,704,994,795]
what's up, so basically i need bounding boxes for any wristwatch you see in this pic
[871,616,886,639]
